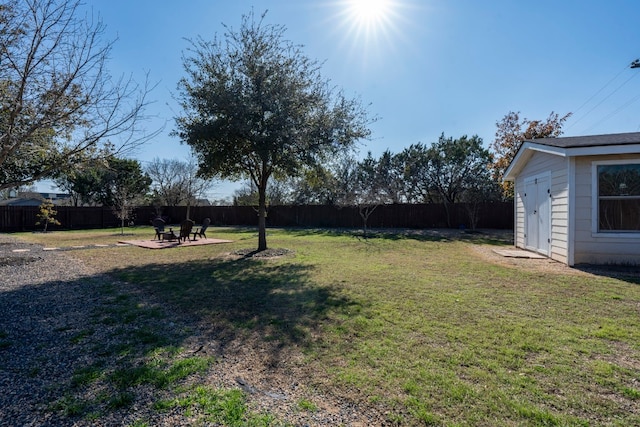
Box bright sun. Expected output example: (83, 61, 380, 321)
(347, 0, 393, 26)
(332, 0, 408, 61)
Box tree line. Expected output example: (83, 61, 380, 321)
(51, 106, 569, 236)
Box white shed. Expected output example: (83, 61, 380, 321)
(503, 132, 640, 266)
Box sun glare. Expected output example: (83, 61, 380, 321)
(348, 0, 393, 26)
(337, 0, 402, 47)
(327, 0, 412, 65)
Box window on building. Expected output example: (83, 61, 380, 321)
(597, 163, 640, 231)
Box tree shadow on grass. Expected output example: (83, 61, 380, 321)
(0, 252, 357, 425)
(284, 226, 514, 245)
(0, 271, 183, 425)
(109, 256, 354, 349)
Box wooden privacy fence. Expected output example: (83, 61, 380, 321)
(0, 202, 513, 232)
(0, 206, 121, 232)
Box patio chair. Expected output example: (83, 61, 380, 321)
(178, 219, 194, 243)
(191, 217, 211, 240)
(152, 218, 165, 240)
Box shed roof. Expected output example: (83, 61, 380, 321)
(527, 132, 640, 149)
(503, 131, 640, 181)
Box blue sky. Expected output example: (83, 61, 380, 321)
(46, 0, 640, 199)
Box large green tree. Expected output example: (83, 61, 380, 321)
(54, 160, 105, 206)
(425, 134, 494, 227)
(93, 158, 150, 206)
(175, 11, 372, 250)
(0, 0, 153, 191)
(396, 143, 433, 203)
(373, 150, 405, 204)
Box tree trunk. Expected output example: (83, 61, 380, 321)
(359, 205, 378, 239)
(442, 200, 452, 228)
(464, 202, 479, 231)
(257, 184, 268, 251)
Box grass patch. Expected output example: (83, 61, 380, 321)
(297, 398, 318, 412)
(106, 391, 136, 410)
(110, 355, 214, 389)
(49, 394, 89, 417)
(156, 386, 280, 426)
(14, 227, 640, 425)
(622, 387, 640, 400)
(71, 364, 104, 387)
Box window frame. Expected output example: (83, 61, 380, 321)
(591, 159, 640, 237)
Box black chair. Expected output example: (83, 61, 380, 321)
(191, 218, 211, 240)
(152, 218, 165, 240)
(178, 219, 194, 243)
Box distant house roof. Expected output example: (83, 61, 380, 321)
(0, 191, 71, 206)
(0, 197, 44, 206)
(37, 192, 70, 201)
(503, 131, 640, 181)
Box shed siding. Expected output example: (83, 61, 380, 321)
(514, 180, 525, 248)
(514, 151, 569, 263)
(573, 154, 640, 265)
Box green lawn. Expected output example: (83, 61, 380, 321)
(14, 227, 640, 426)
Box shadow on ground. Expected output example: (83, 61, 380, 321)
(0, 252, 357, 425)
(284, 226, 514, 245)
(110, 256, 355, 347)
(574, 264, 640, 285)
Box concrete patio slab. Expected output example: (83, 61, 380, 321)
(492, 249, 547, 259)
(119, 238, 233, 249)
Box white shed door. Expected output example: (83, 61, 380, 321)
(524, 175, 550, 256)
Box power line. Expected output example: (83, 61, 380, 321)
(567, 60, 640, 131)
(571, 64, 629, 116)
(583, 91, 640, 134)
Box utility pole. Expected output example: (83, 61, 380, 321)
(630, 59, 640, 68)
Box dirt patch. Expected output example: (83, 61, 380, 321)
(470, 244, 588, 276)
(472, 244, 640, 279)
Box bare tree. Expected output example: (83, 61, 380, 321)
(146, 157, 215, 219)
(0, 0, 156, 191)
(146, 158, 188, 207)
(180, 157, 214, 220)
(336, 153, 387, 238)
